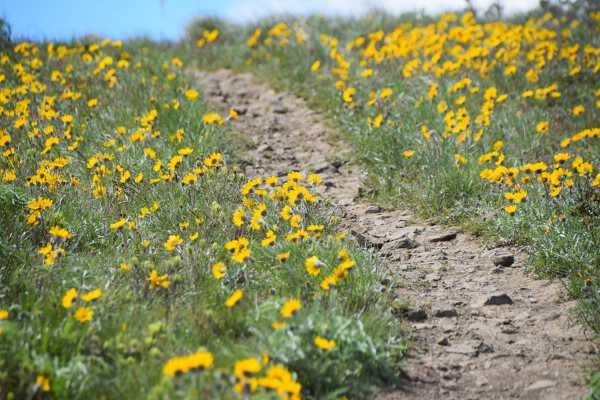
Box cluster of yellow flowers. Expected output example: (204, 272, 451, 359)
(274, 11, 600, 215)
(162, 351, 302, 399)
(61, 287, 102, 323)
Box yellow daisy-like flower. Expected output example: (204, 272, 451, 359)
(342, 87, 356, 103)
(36, 375, 50, 392)
(272, 321, 289, 330)
(305, 256, 323, 276)
(276, 252, 290, 262)
(81, 288, 102, 302)
(281, 298, 301, 318)
(504, 205, 517, 215)
(212, 262, 226, 279)
(74, 307, 93, 323)
(0, 309, 9, 320)
(184, 89, 199, 101)
(225, 289, 243, 308)
(314, 336, 336, 351)
(110, 218, 127, 230)
(62, 288, 78, 309)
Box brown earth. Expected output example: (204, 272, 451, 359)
(195, 68, 594, 400)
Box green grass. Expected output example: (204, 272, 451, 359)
(0, 35, 405, 399)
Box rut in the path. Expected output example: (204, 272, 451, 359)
(196, 69, 593, 400)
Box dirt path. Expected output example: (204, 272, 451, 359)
(196, 69, 593, 399)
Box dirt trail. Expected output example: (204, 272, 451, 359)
(196, 69, 593, 399)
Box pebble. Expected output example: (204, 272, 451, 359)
(483, 293, 513, 306)
(493, 254, 515, 267)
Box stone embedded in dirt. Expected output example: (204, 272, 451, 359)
(351, 229, 385, 249)
(365, 205, 383, 214)
(272, 103, 288, 114)
(256, 144, 273, 153)
(525, 380, 556, 392)
(405, 309, 428, 322)
(437, 336, 450, 346)
(313, 162, 333, 174)
(432, 305, 458, 318)
(381, 237, 419, 253)
(483, 293, 514, 306)
(429, 231, 459, 243)
(493, 254, 515, 267)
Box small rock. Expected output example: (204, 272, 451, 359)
(432, 305, 458, 318)
(256, 144, 273, 153)
(381, 237, 419, 252)
(429, 231, 458, 243)
(438, 336, 450, 346)
(406, 309, 428, 322)
(313, 162, 332, 174)
(483, 293, 513, 306)
(365, 205, 383, 214)
(272, 104, 288, 114)
(525, 380, 556, 392)
(493, 254, 515, 267)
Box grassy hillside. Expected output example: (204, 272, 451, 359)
(0, 37, 403, 399)
(181, 6, 600, 394)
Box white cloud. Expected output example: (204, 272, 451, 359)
(222, 0, 539, 23)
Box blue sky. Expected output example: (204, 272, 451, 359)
(1, 0, 538, 41)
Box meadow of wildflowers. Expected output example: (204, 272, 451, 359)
(1, 2, 599, 398)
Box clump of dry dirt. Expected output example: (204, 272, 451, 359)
(196, 69, 593, 400)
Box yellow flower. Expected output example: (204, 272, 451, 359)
(49, 226, 72, 240)
(311, 60, 320, 72)
(261, 230, 277, 247)
(276, 252, 290, 262)
(281, 298, 301, 318)
(212, 262, 226, 279)
(536, 121, 549, 134)
(504, 205, 517, 215)
(74, 307, 93, 323)
(342, 87, 356, 103)
(202, 112, 223, 126)
(314, 336, 336, 351)
(587, 172, 600, 187)
(380, 87, 393, 98)
(436, 100, 448, 113)
(225, 289, 243, 308)
(181, 173, 197, 185)
(184, 89, 199, 101)
(305, 256, 323, 276)
(233, 358, 261, 378)
(36, 375, 50, 392)
(62, 288, 78, 309)
(110, 218, 127, 230)
(272, 321, 288, 330)
(572, 105, 585, 116)
(120, 262, 131, 271)
(87, 98, 98, 108)
(0, 309, 9, 320)
(232, 207, 245, 227)
(27, 197, 53, 210)
(164, 234, 183, 252)
(163, 351, 214, 377)
(148, 270, 170, 289)
(229, 108, 238, 120)
(81, 288, 102, 302)
(403, 150, 414, 158)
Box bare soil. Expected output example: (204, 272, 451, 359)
(196, 68, 594, 400)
